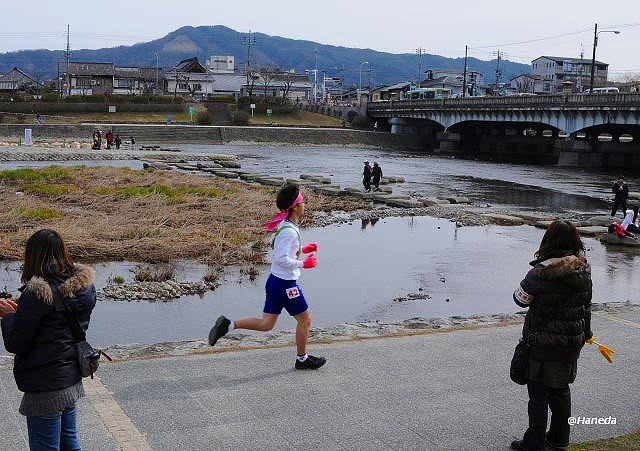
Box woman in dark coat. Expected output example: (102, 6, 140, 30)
(511, 221, 593, 451)
(0, 229, 96, 451)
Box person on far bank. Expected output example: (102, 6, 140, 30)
(208, 184, 326, 370)
(114, 135, 122, 150)
(511, 220, 592, 451)
(372, 162, 383, 191)
(611, 175, 628, 218)
(362, 161, 372, 192)
(0, 229, 97, 451)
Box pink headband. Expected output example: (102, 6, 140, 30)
(263, 192, 304, 231)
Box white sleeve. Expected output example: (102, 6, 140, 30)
(273, 230, 304, 269)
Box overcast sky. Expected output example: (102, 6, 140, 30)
(1, 0, 638, 76)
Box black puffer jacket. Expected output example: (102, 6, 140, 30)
(513, 254, 593, 362)
(1, 265, 96, 393)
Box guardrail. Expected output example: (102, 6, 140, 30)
(367, 93, 640, 111)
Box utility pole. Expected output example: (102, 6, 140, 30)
(314, 48, 319, 102)
(462, 45, 468, 98)
(495, 50, 501, 86)
(416, 47, 423, 85)
(589, 23, 598, 94)
(65, 24, 71, 96)
(57, 62, 62, 98)
(155, 52, 159, 94)
(243, 31, 256, 100)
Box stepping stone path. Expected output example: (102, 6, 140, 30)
(481, 214, 525, 226)
(600, 232, 640, 247)
(576, 226, 609, 237)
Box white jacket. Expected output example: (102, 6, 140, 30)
(270, 220, 303, 280)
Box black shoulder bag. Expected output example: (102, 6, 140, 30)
(510, 338, 530, 385)
(52, 285, 112, 379)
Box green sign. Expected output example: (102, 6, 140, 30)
(266, 109, 273, 116)
(188, 106, 196, 116)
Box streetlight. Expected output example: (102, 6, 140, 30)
(589, 23, 620, 93)
(358, 61, 370, 103)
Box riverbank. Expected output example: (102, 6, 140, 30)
(0, 124, 426, 150)
(49, 301, 636, 363)
(0, 165, 367, 264)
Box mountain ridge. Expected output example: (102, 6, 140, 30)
(0, 25, 531, 87)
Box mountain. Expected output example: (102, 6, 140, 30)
(0, 25, 530, 87)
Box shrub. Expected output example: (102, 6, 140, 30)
(113, 276, 125, 284)
(132, 96, 150, 104)
(351, 115, 372, 130)
(232, 110, 250, 126)
(41, 93, 60, 102)
(195, 111, 212, 125)
(13, 206, 62, 220)
(134, 263, 175, 282)
(0, 166, 71, 182)
(15, 114, 26, 124)
(64, 95, 84, 103)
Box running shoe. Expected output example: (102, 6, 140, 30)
(295, 355, 327, 370)
(208, 315, 230, 346)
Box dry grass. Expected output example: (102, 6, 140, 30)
(0, 166, 367, 265)
(569, 430, 640, 451)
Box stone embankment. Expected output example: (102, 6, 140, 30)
(93, 301, 638, 362)
(0, 124, 426, 150)
(101, 280, 219, 302)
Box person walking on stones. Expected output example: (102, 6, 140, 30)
(114, 135, 122, 150)
(372, 162, 383, 191)
(0, 229, 97, 451)
(511, 220, 592, 451)
(208, 184, 326, 370)
(363, 161, 372, 192)
(106, 130, 114, 150)
(611, 175, 628, 218)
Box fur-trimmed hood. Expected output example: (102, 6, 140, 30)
(22, 264, 96, 305)
(533, 254, 590, 281)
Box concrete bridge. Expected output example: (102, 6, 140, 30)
(367, 93, 640, 168)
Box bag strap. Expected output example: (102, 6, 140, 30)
(51, 284, 86, 343)
(271, 224, 302, 255)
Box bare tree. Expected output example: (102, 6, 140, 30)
(258, 65, 277, 98)
(281, 71, 295, 99)
(245, 70, 259, 102)
(173, 73, 190, 100)
(515, 77, 533, 93)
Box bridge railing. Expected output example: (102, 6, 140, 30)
(367, 93, 640, 111)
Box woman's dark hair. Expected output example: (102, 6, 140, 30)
(535, 220, 585, 261)
(633, 205, 639, 223)
(22, 229, 75, 284)
(276, 184, 300, 211)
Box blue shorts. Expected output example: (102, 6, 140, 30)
(263, 274, 309, 317)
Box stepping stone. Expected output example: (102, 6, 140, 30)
(300, 174, 331, 184)
(317, 187, 344, 196)
(285, 178, 315, 186)
(216, 160, 241, 169)
(384, 194, 411, 200)
(385, 198, 422, 208)
(438, 196, 471, 204)
(577, 226, 609, 237)
(419, 197, 450, 207)
(627, 191, 640, 200)
(197, 162, 224, 169)
(482, 214, 525, 226)
(375, 186, 393, 194)
(351, 191, 375, 200)
(600, 232, 640, 247)
(344, 187, 364, 194)
(214, 171, 239, 179)
(585, 216, 615, 227)
(372, 193, 393, 202)
(513, 212, 557, 222)
(387, 176, 406, 183)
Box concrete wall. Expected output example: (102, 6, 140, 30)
(0, 102, 184, 114)
(0, 124, 426, 150)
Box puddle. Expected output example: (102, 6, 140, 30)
(1, 217, 638, 350)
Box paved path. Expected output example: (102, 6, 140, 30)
(0, 310, 638, 450)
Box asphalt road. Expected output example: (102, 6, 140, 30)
(0, 309, 638, 450)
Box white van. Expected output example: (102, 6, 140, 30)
(583, 87, 620, 94)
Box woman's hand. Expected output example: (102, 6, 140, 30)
(0, 299, 17, 318)
(301, 243, 319, 254)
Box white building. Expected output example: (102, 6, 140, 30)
(532, 56, 608, 93)
(166, 57, 245, 98)
(509, 74, 544, 94)
(206, 55, 235, 73)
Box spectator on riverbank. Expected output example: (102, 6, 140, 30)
(106, 130, 114, 150)
(372, 162, 383, 190)
(114, 135, 122, 150)
(611, 175, 628, 218)
(511, 221, 592, 451)
(208, 184, 326, 370)
(363, 161, 372, 192)
(0, 229, 97, 450)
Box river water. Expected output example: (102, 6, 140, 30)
(1, 145, 639, 348)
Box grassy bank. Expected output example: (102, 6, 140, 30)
(0, 166, 367, 264)
(569, 430, 640, 450)
(248, 110, 345, 127)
